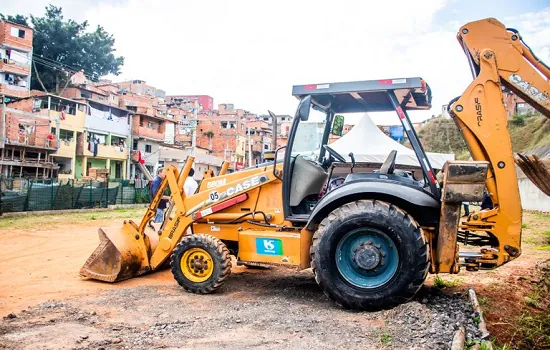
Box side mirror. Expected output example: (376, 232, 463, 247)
(297, 95, 311, 121)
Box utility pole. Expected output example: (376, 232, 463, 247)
(1, 95, 6, 148)
(247, 126, 252, 167)
(268, 110, 277, 151)
(192, 97, 198, 156)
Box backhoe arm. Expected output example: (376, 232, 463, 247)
(447, 18, 550, 266)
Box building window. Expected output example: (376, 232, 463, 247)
(264, 144, 269, 150)
(4, 73, 14, 84)
(132, 139, 138, 150)
(50, 128, 74, 141)
(145, 144, 152, 153)
(10, 27, 25, 39)
(148, 121, 156, 129)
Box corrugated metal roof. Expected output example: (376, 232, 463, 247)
(158, 146, 224, 166)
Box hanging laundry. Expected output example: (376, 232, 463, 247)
(97, 134, 106, 144)
(89, 105, 110, 119)
(93, 137, 99, 157)
(138, 151, 145, 165)
(61, 108, 66, 120)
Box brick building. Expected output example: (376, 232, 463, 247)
(61, 75, 180, 179)
(0, 20, 33, 100)
(166, 95, 214, 112)
(0, 20, 33, 98)
(0, 95, 59, 178)
(0, 21, 59, 179)
(117, 88, 176, 178)
(502, 88, 536, 118)
(176, 103, 272, 169)
(61, 73, 133, 180)
(116, 79, 166, 99)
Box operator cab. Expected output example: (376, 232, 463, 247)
(280, 77, 439, 222)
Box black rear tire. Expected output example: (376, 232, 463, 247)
(310, 200, 429, 310)
(170, 234, 232, 294)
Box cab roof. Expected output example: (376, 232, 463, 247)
(292, 77, 431, 113)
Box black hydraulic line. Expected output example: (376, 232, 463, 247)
(507, 28, 550, 72)
(206, 211, 270, 225)
(246, 220, 278, 228)
(447, 96, 461, 115)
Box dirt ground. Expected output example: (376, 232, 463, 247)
(0, 209, 548, 349)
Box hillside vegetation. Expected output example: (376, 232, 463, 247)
(417, 113, 550, 160)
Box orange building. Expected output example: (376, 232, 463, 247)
(0, 20, 33, 99)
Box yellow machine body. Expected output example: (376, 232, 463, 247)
(81, 18, 550, 290)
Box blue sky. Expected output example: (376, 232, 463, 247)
(5, 1, 550, 125)
(435, 0, 548, 27)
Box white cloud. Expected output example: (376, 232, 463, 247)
(82, 0, 450, 123)
(6, 1, 550, 125)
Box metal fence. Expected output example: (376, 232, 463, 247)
(0, 177, 153, 213)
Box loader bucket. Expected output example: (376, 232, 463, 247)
(515, 154, 550, 196)
(80, 222, 154, 282)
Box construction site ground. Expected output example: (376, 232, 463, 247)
(0, 208, 549, 349)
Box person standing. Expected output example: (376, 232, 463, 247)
(463, 202, 470, 217)
(151, 167, 170, 223)
(182, 168, 199, 236)
(184, 168, 198, 196)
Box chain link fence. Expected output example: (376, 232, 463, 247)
(0, 176, 153, 213)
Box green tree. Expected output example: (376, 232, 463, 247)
(0, 14, 29, 26)
(417, 117, 471, 160)
(3, 5, 124, 93)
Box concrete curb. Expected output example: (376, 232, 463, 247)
(451, 326, 465, 350)
(0, 204, 148, 218)
(468, 287, 493, 350)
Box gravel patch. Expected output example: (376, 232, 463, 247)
(0, 268, 481, 349)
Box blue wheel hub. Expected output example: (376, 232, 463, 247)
(335, 228, 399, 288)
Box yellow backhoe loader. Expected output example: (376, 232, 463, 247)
(81, 18, 550, 310)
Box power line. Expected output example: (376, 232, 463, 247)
(1, 50, 95, 81)
(32, 57, 96, 81)
(33, 57, 80, 75)
(32, 54, 88, 75)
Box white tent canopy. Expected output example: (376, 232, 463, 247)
(330, 114, 454, 169)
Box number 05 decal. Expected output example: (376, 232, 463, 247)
(209, 191, 219, 201)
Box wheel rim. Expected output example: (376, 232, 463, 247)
(335, 228, 399, 289)
(180, 248, 214, 283)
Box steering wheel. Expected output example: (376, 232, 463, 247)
(323, 145, 347, 163)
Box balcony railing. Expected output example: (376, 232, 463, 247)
(134, 127, 164, 141)
(0, 59, 30, 75)
(77, 140, 129, 160)
(6, 134, 57, 150)
(53, 139, 76, 158)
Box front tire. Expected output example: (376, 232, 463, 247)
(310, 200, 429, 310)
(170, 234, 232, 294)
